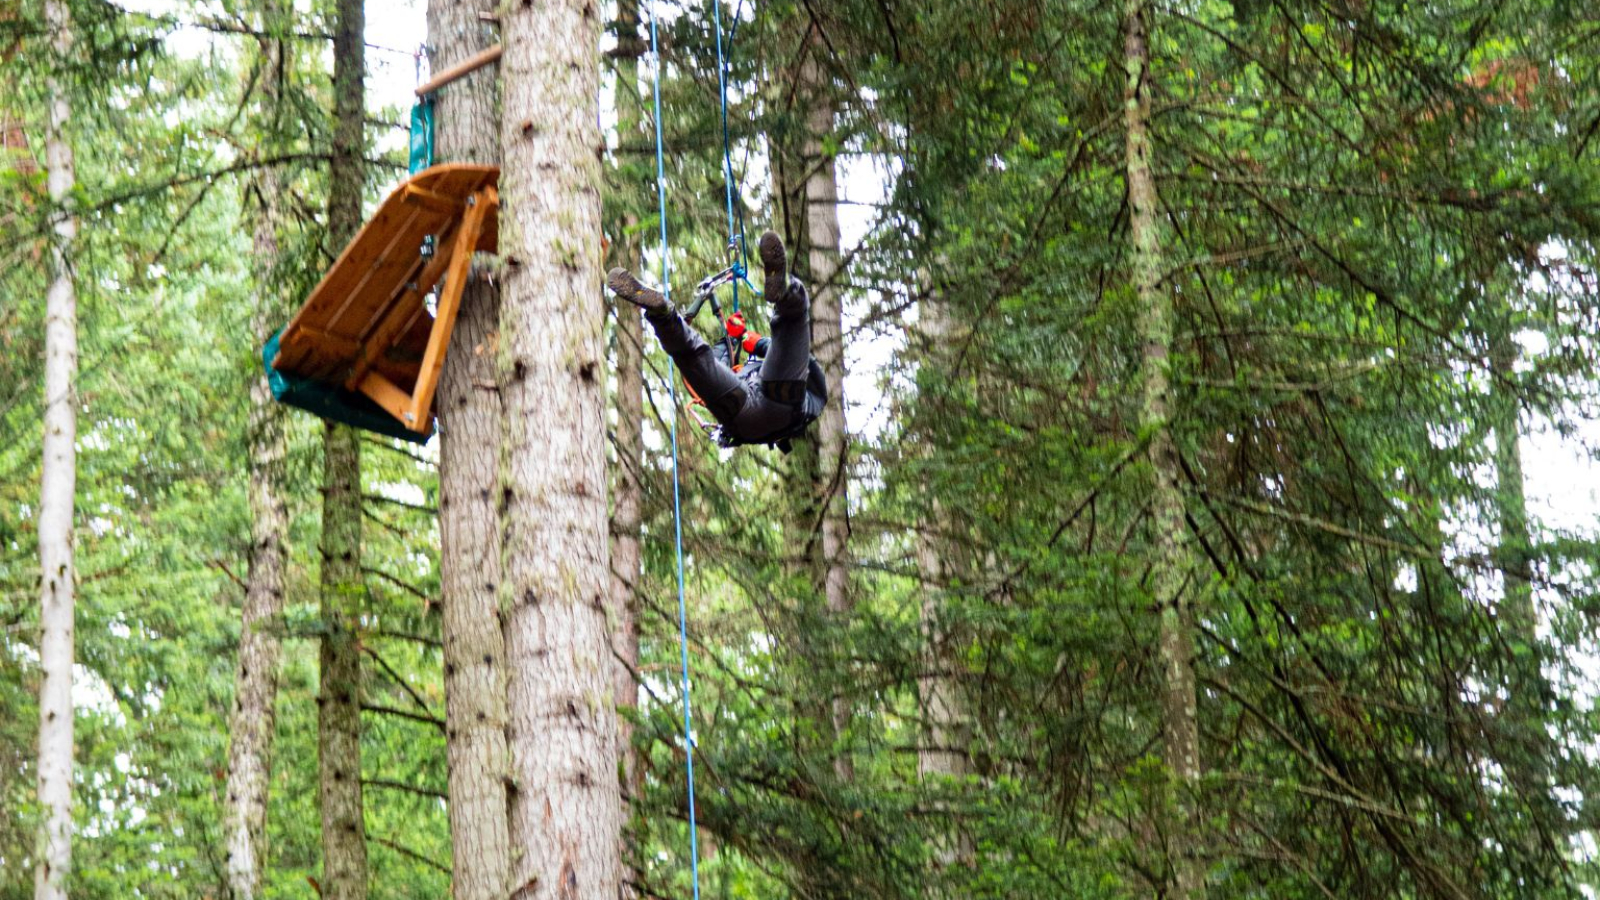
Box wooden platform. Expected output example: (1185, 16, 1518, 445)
(270, 163, 500, 435)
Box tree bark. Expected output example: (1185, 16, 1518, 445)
(912, 294, 973, 874)
(222, 7, 290, 897)
(318, 1, 368, 896)
(34, 2, 77, 897)
(607, 0, 645, 825)
(1123, 3, 1204, 897)
(499, 1, 624, 897)
(783, 22, 854, 784)
(428, 1, 512, 897)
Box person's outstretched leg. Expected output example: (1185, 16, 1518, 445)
(607, 268, 748, 421)
(756, 231, 811, 404)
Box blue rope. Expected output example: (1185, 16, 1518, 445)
(647, 3, 702, 898)
(711, 0, 747, 311)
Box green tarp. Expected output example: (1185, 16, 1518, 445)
(262, 329, 432, 444)
(409, 99, 434, 175)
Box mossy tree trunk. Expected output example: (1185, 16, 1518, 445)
(607, 0, 647, 862)
(317, 0, 369, 895)
(1123, 2, 1204, 896)
(222, 5, 291, 896)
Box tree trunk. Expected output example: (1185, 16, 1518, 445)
(428, 1, 513, 897)
(318, 1, 368, 896)
(1489, 315, 1556, 825)
(784, 23, 854, 784)
(499, 2, 623, 897)
(34, 2, 77, 897)
(222, 8, 290, 897)
(1122, 3, 1204, 897)
(1490, 325, 1535, 640)
(607, 0, 645, 827)
(912, 294, 973, 874)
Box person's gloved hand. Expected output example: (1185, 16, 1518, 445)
(725, 312, 764, 354)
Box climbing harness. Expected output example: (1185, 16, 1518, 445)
(677, 0, 763, 444)
(679, 274, 765, 444)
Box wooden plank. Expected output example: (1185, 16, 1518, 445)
(341, 221, 460, 391)
(407, 185, 496, 426)
(355, 370, 419, 428)
(321, 205, 427, 335)
(415, 44, 502, 98)
(298, 327, 362, 357)
(401, 183, 464, 217)
(290, 203, 421, 329)
(274, 164, 501, 413)
(279, 165, 494, 348)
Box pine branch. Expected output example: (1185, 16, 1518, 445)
(370, 835, 450, 874)
(360, 703, 445, 733)
(362, 778, 447, 801)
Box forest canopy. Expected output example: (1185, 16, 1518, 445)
(1, 0, 1599, 898)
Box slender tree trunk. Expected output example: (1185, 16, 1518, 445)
(1123, 3, 1204, 897)
(1489, 316, 1556, 821)
(607, 0, 646, 825)
(786, 24, 854, 783)
(1490, 326, 1535, 640)
(34, 2, 77, 897)
(222, 9, 290, 897)
(912, 294, 973, 874)
(499, 1, 623, 897)
(318, 2, 368, 896)
(428, 2, 513, 897)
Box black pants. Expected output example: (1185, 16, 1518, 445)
(645, 278, 812, 442)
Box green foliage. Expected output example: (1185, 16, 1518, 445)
(1, 0, 1598, 897)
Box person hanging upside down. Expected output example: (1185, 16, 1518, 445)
(607, 230, 826, 453)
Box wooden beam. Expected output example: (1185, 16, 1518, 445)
(415, 45, 503, 98)
(401, 184, 463, 217)
(283, 325, 363, 362)
(355, 371, 418, 429)
(407, 186, 496, 427)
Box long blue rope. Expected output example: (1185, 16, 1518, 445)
(647, 2, 702, 898)
(711, 0, 748, 311)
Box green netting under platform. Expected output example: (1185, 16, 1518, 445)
(262, 328, 432, 445)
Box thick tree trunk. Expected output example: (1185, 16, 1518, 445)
(1122, 3, 1204, 897)
(499, 2, 624, 898)
(317, 1, 368, 896)
(428, 1, 513, 897)
(222, 10, 290, 897)
(607, 0, 645, 823)
(34, 2, 77, 897)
